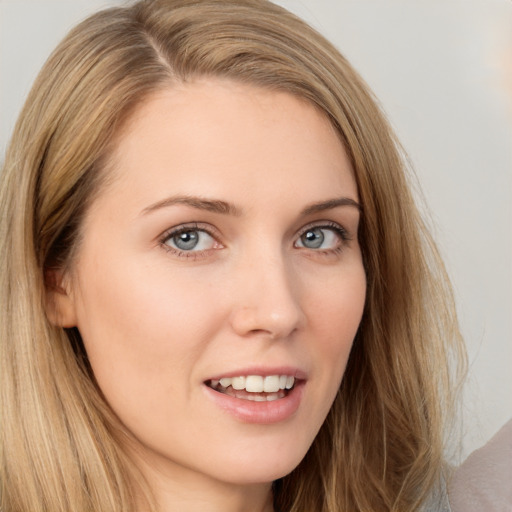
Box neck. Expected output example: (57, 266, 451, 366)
(130, 447, 275, 512)
(151, 476, 274, 512)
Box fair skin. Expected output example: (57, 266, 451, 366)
(51, 80, 366, 512)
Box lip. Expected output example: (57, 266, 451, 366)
(203, 380, 305, 424)
(203, 366, 307, 424)
(206, 366, 308, 381)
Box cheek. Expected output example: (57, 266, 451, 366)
(305, 264, 366, 404)
(73, 258, 225, 390)
(310, 267, 366, 351)
(283, 265, 366, 450)
(72, 261, 230, 444)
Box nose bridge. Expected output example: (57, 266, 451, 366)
(229, 240, 304, 339)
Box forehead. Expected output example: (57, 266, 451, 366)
(100, 79, 357, 212)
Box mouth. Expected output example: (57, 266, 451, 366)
(205, 374, 296, 402)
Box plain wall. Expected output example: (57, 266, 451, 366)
(1, 0, 511, 459)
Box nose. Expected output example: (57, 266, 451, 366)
(228, 250, 305, 340)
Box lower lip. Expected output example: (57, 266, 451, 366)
(203, 382, 305, 424)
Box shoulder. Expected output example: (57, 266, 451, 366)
(448, 419, 512, 512)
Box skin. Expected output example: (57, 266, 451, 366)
(51, 80, 366, 512)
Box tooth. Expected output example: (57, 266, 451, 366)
(253, 395, 267, 401)
(232, 376, 246, 390)
(279, 375, 287, 389)
(245, 375, 264, 392)
(285, 376, 295, 389)
(211, 379, 220, 388)
(266, 393, 279, 401)
(219, 377, 232, 388)
(263, 375, 280, 393)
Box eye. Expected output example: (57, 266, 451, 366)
(295, 224, 348, 251)
(162, 226, 218, 253)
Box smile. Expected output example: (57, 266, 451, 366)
(207, 375, 296, 402)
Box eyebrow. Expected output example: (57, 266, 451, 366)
(141, 195, 242, 216)
(301, 197, 362, 215)
(140, 194, 361, 217)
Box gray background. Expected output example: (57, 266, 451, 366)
(1, 0, 511, 459)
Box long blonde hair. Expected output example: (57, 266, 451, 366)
(0, 1, 465, 510)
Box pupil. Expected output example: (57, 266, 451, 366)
(303, 229, 324, 249)
(174, 230, 199, 250)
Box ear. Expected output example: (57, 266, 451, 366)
(44, 268, 78, 328)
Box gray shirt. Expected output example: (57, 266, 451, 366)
(449, 419, 512, 512)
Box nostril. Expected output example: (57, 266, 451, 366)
(229, 304, 303, 341)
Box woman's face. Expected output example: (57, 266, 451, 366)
(56, 80, 366, 490)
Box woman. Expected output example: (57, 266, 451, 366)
(0, 0, 465, 510)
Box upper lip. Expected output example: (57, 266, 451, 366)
(205, 366, 308, 382)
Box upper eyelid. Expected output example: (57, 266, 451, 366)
(159, 222, 220, 241)
(157, 219, 352, 248)
(296, 220, 351, 239)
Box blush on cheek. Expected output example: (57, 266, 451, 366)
(316, 286, 365, 341)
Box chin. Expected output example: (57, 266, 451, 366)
(207, 440, 310, 485)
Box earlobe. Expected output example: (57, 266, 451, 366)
(44, 269, 78, 328)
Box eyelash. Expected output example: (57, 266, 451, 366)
(295, 221, 351, 255)
(159, 221, 351, 260)
(159, 222, 219, 260)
